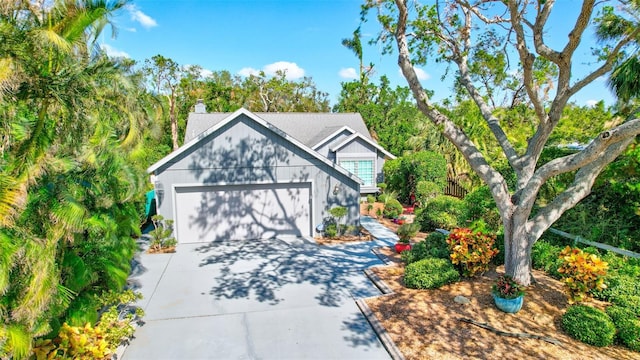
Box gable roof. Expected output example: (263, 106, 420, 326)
(147, 108, 363, 185)
(310, 125, 356, 150)
(330, 133, 397, 159)
(184, 112, 373, 148)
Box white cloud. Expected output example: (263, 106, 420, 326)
(238, 62, 306, 80)
(238, 67, 260, 77)
(199, 68, 213, 78)
(263, 61, 305, 79)
(586, 99, 599, 107)
(339, 67, 358, 79)
(399, 67, 430, 81)
(126, 5, 157, 29)
(100, 44, 129, 58)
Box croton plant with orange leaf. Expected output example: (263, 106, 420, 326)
(447, 228, 499, 277)
(558, 246, 608, 304)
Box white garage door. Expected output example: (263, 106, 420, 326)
(174, 183, 311, 243)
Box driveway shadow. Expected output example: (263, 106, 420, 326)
(195, 237, 383, 308)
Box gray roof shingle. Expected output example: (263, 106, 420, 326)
(184, 111, 373, 147)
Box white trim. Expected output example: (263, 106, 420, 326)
(147, 108, 363, 185)
(330, 133, 396, 159)
(171, 180, 314, 242)
(310, 126, 356, 150)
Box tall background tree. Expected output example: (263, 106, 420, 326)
(365, 0, 640, 285)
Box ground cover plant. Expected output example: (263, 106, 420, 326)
(562, 305, 616, 347)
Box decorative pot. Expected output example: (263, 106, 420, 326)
(492, 293, 524, 313)
(394, 243, 412, 253)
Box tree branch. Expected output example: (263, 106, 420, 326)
(507, 1, 546, 123)
(531, 0, 560, 61)
(394, 0, 512, 213)
(520, 118, 640, 238)
(528, 136, 635, 240)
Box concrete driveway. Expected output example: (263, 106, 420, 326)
(121, 224, 395, 359)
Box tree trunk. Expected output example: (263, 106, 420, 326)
(503, 211, 534, 286)
(169, 93, 179, 150)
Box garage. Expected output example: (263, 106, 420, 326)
(174, 183, 311, 243)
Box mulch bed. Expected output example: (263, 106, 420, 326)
(365, 246, 639, 360)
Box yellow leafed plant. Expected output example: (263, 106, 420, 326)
(558, 246, 608, 304)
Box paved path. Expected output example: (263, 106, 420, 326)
(121, 217, 396, 359)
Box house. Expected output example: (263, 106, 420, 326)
(147, 103, 395, 244)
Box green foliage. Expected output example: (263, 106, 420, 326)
(404, 258, 460, 289)
(324, 224, 338, 239)
(606, 306, 640, 351)
(383, 151, 447, 204)
(558, 247, 609, 304)
(0, 2, 150, 357)
(415, 181, 441, 207)
(366, 195, 376, 204)
(531, 241, 564, 279)
(401, 232, 450, 264)
(328, 206, 348, 235)
(447, 228, 499, 277)
(562, 305, 616, 347)
(148, 215, 177, 252)
(417, 195, 465, 231)
(32, 290, 143, 360)
(334, 76, 423, 156)
(396, 223, 420, 243)
(546, 143, 640, 253)
(383, 198, 403, 219)
(461, 186, 502, 233)
(597, 272, 640, 316)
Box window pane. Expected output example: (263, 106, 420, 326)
(340, 160, 356, 174)
(358, 160, 374, 186)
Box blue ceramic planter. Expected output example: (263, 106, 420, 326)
(492, 293, 524, 313)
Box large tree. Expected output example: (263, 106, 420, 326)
(366, 0, 640, 285)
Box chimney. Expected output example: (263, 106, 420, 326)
(194, 99, 206, 113)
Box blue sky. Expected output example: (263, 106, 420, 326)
(101, 0, 616, 107)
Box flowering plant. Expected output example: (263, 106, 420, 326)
(492, 275, 525, 299)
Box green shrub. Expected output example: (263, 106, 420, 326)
(417, 195, 465, 231)
(401, 232, 450, 264)
(383, 152, 447, 204)
(562, 305, 616, 347)
(397, 223, 420, 243)
(493, 233, 505, 265)
(415, 180, 442, 206)
(531, 241, 564, 279)
(462, 186, 502, 233)
(404, 258, 460, 289)
(329, 206, 348, 234)
(149, 215, 177, 252)
(366, 195, 376, 204)
(384, 198, 403, 219)
(596, 272, 640, 315)
(607, 306, 640, 351)
(324, 223, 337, 238)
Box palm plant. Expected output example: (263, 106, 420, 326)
(0, 1, 152, 358)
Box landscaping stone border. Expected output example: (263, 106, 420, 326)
(355, 298, 405, 360)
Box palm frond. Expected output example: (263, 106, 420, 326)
(11, 239, 58, 325)
(1, 324, 32, 360)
